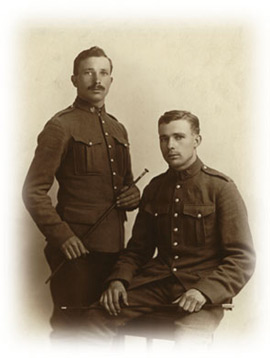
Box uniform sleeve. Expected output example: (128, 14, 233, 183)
(22, 119, 75, 247)
(105, 186, 156, 286)
(193, 181, 256, 303)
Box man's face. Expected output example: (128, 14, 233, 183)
(159, 119, 201, 171)
(71, 56, 113, 107)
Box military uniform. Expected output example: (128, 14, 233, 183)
(22, 96, 134, 333)
(83, 157, 255, 343)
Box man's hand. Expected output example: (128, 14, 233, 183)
(61, 235, 89, 260)
(116, 185, 140, 210)
(173, 289, 207, 313)
(99, 280, 129, 316)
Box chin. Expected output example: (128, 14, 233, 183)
(168, 160, 182, 170)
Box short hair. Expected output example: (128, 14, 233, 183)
(73, 46, 113, 75)
(158, 110, 200, 135)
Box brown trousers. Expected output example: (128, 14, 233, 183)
(44, 244, 119, 337)
(81, 276, 224, 346)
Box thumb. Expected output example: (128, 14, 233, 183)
(172, 296, 181, 304)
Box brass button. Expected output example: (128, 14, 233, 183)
(154, 213, 158, 217)
(174, 212, 178, 218)
(174, 255, 179, 260)
(112, 172, 116, 176)
(173, 241, 178, 246)
(176, 184, 181, 189)
(175, 198, 180, 203)
(105, 132, 109, 136)
(90, 107, 95, 113)
(197, 213, 202, 219)
(114, 186, 118, 190)
(108, 144, 112, 149)
(89, 141, 93, 146)
(172, 268, 177, 272)
(110, 158, 114, 162)
(173, 228, 179, 232)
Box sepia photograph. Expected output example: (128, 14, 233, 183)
(1, 1, 269, 357)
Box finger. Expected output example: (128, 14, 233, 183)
(71, 242, 82, 257)
(121, 290, 129, 307)
(67, 245, 78, 259)
(63, 249, 73, 260)
(77, 240, 90, 256)
(99, 293, 104, 305)
(194, 301, 203, 312)
(187, 300, 197, 313)
(113, 290, 121, 313)
(178, 296, 186, 308)
(116, 196, 139, 208)
(107, 290, 118, 316)
(172, 297, 181, 304)
(117, 186, 129, 196)
(182, 299, 192, 312)
(102, 294, 111, 315)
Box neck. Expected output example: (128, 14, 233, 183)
(77, 95, 105, 108)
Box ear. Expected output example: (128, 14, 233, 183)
(71, 75, 77, 88)
(110, 76, 113, 85)
(194, 134, 202, 148)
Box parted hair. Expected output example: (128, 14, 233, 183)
(73, 46, 113, 75)
(158, 110, 200, 135)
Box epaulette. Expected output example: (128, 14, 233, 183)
(107, 113, 119, 122)
(52, 105, 76, 119)
(201, 164, 231, 182)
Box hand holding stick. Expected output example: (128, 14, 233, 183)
(45, 169, 149, 284)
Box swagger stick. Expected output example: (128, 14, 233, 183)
(60, 303, 234, 311)
(45, 169, 149, 284)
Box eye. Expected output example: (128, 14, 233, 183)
(174, 134, 184, 141)
(159, 136, 168, 143)
(84, 70, 94, 76)
(100, 70, 109, 76)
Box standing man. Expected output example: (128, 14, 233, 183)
(83, 110, 255, 347)
(22, 46, 140, 338)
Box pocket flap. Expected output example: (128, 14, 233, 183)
(72, 134, 102, 146)
(183, 204, 215, 218)
(112, 133, 129, 147)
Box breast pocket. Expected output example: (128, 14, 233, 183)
(72, 135, 102, 175)
(183, 204, 215, 246)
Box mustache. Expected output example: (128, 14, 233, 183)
(88, 84, 105, 91)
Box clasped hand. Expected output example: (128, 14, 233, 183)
(173, 288, 207, 313)
(116, 185, 140, 210)
(61, 235, 89, 260)
(99, 280, 128, 316)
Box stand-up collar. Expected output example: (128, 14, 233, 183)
(168, 157, 203, 181)
(73, 96, 106, 115)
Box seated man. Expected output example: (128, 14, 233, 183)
(81, 110, 256, 348)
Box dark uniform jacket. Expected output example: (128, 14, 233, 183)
(23, 97, 133, 252)
(107, 157, 256, 304)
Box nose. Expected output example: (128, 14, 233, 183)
(94, 73, 101, 85)
(167, 137, 175, 150)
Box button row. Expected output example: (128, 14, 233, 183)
(98, 115, 118, 191)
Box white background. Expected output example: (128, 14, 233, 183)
(1, 1, 270, 357)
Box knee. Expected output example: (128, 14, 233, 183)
(174, 307, 224, 336)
